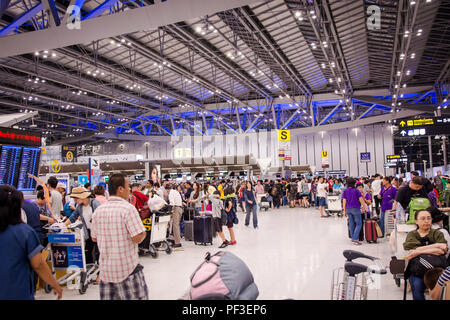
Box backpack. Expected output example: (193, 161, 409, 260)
(181, 251, 259, 300)
(290, 183, 297, 195)
(133, 191, 150, 220)
(406, 197, 431, 225)
(271, 186, 278, 197)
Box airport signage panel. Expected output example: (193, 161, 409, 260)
(0, 126, 41, 147)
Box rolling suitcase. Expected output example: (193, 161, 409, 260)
(364, 213, 378, 243)
(184, 207, 196, 221)
(194, 215, 213, 245)
(184, 221, 194, 241)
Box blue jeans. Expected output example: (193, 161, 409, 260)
(409, 275, 426, 300)
(314, 193, 318, 206)
(245, 204, 258, 228)
(380, 210, 386, 237)
(347, 208, 363, 241)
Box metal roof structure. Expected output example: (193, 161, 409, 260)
(0, 0, 449, 146)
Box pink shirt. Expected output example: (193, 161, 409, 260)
(91, 196, 146, 283)
(95, 195, 108, 205)
(255, 184, 265, 194)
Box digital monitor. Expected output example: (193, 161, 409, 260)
(17, 147, 41, 191)
(0, 145, 23, 186)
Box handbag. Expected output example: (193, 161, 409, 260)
(407, 254, 448, 278)
(138, 204, 151, 220)
(221, 209, 228, 226)
(375, 223, 383, 238)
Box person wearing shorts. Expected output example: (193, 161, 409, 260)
(209, 191, 230, 248)
(317, 177, 329, 217)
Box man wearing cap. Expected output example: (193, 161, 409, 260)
(64, 186, 101, 264)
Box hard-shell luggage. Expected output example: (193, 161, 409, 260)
(364, 213, 378, 243)
(184, 207, 196, 221)
(194, 215, 213, 245)
(185, 220, 194, 241)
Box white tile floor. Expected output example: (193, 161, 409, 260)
(36, 206, 406, 300)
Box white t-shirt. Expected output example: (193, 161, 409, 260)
(317, 183, 328, 198)
(297, 182, 302, 193)
(49, 189, 63, 219)
(82, 205, 93, 230)
(372, 179, 382, 196)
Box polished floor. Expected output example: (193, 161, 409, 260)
(36, 205, 406, 300)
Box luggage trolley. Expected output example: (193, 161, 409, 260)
(44, 221, 99, 295)
(326, 194, 343, 217)
(331, 250, 387, 300)
(140, 210, 172, 258)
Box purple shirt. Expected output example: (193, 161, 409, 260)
(380, 186, 397, 211)
(342, 188, 363, 209)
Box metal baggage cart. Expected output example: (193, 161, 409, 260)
(44, 221, 99, 295)
(326, 195, 343, 217)
(140, 211, 172, 258)
(384, 210, 395, 236)
(331, 250, 387, 300)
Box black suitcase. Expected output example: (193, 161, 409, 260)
(193, 215, 213, 245)
(184, 207, 196, 221)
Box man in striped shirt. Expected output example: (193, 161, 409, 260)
(91, 173, 148, 300)
(430, 266, 450, 300)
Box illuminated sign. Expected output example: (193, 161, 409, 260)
(386, 155, 408, 163)
(62, 145, 77, 162)
(0, 127, 41, 147)
(399, 118, 434, 127)
(278, 130, 290, 141)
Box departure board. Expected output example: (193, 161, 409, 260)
(0, 145, 22, 186)
(17, 147, 41, 191)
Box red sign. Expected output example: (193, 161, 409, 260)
(0, 127, 41, 147)
(285, 156, 292, 160)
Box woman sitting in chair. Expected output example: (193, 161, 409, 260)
(403, 209, 448, 300)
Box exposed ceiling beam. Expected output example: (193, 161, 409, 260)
(0, 0, 261, 58)
(290, 109, 424, 135)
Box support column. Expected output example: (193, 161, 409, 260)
(428, 135, 433, 177)
(443, 135, 448, 173)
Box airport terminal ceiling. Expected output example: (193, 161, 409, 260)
(0, 0, 450, 148)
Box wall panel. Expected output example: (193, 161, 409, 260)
(347, 129, 358, 176)
(330, 132, 341, 171)
(339, 129, 349, 175)
(357, 128, 367, 176)
(364, 125, 376, 175)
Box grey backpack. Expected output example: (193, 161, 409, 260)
(180, 251, 259, 300)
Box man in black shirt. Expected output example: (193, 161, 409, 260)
(393, 176, 428, 210)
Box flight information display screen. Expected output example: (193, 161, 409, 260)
(17, 147, 41, 191)
(0, 145, 41, 190)
(0, 145, 22, 186)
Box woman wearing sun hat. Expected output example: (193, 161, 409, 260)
(64, 187, 101, 265)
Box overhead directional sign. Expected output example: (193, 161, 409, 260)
(398, 116, 450, 136)
(386, 155, 408, 163)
